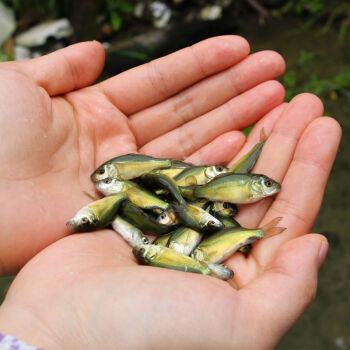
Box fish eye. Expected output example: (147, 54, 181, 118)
(160, 213, 166, 219)
(216, 166, 223, 172)
(97, 168, 105, 175)
(142, 237, 148, 244)
(104, 178, 112, 184)
(264, 179, 273, 187)
(81, 217, 89, 224)
(208, 220, 216, 226)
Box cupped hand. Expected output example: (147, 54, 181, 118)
(0, 37, 287, 274)
(0, 37, 341, 349)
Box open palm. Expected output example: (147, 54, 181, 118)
(0, 37, 341, 349)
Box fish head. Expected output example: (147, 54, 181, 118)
(201, 211, 224, 231)
(91, 163, 118, 182)
(95, 178, 125, 196)
(155, 208, 178, 226)
(250, 175, 281, 200)
(133, 244, 160, 263)
(205, 165, 228, 179)
(66, 207, 98, 233)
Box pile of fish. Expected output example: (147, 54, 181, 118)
(66, 130, 285, 280)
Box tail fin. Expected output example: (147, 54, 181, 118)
(260, 127, 267, 142)
(260, 217, 286, 238)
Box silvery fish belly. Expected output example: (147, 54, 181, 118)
(133, 244, 233, 280)
(66, 193, 127, 232)
(167, 226, 203, 255)
(174, 165, 228, 186)
(193, 173, 281, 204)
(111, 216, 148, 247)
(91, 153, 172, 182)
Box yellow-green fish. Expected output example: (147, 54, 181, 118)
(229, 128, 267, 173)
(153, 233, 172, 246)
(133, 244, 233, 280)
(167, 226, 203, 255)
(66, 193, 127, 232)
(191, 217, 285, 264)
(193, 173, 281, 204)
(111, 216, 149, 247)
(120, 201, 177, 235)
(91, 153, 172, 182)
(95, 178, 170, 212)
(174, 203, 223, 233)
(174, 165, 227, 186)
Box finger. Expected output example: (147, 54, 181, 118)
(227, 102, 289, 166)
(253, 117, 341, 266)
(185, 131, 246, 165)
(12, 41, 105, 96)
(98, 36, 250, 114)
(140, 80, 285, 159)
(234, 93, 324, 228)
(130, 50, 285, 146)
(234, 234, 328, 349)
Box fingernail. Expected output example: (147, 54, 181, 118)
(318, 240, 329, 267)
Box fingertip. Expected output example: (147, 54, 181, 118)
(290, 93, 324, 116)
(255, 50, 286, 76)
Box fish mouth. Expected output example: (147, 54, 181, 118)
(66, 219, 78, 233)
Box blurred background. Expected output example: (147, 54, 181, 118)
(0, 0, 349, 348)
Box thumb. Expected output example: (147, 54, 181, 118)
(237, 234, 328, 349)
(14, 41, 105, 96)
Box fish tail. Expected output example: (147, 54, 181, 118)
(260, 127, 267, 142)
(260, 217, 286, 238)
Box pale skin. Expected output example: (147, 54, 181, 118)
(0, 37, 341, 349)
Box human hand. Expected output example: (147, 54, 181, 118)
(0, 36, 287, 274)
(0, 90, 341, 348)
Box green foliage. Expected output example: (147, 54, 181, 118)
(105, 0, 134, 31)
(276, 0, 350, 42)
(0, 50, 12, 62)
(280, 50, 350, 102)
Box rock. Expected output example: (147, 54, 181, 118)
(199, 5, 223, 21)
(149, 2, 172, 28)
(15, 19, 73, 47)
(0, 2, 15, 47)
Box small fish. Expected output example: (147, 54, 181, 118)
(219, 216, 241, 228)
(91, 153, 172, 182)
(174, 165, 227, 186)
(140, 171, 186, 205)
(111, 216, 149, 247)
(133, 244, 233, 280)
(206, 263, 234, 280)
(153, 233, 172, 246)
(153, 159, 191, 179)
(167, 226, 203, 255)
(66, 193, 127, 233)
(174, 203, 224, 233)
(95, 178, 170, 212)
(193, 173, 281, 204)
(191, 217, 285, 264)
(156, 210, 179, 226)
(210, 201, 238, 218)
(120, 201, 177, 235)
(229, 128, 267, 173)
